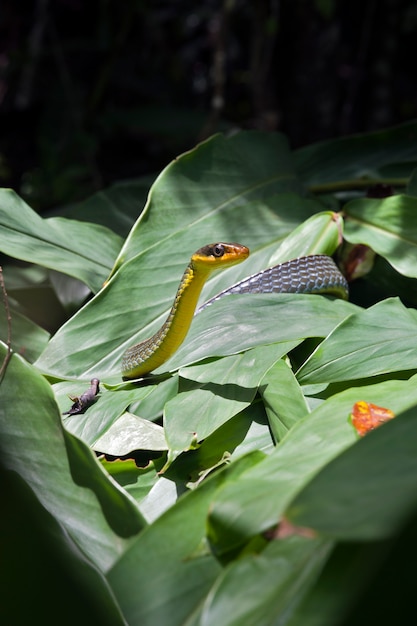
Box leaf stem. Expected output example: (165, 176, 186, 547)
(309, 177, 409, 195)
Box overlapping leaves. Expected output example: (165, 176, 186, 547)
(2, 124, 417, 626)
(0, 189, 123, 292)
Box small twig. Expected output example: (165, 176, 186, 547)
(0, 266, 12, 382)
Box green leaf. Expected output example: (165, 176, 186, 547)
(58, 176, 155, 237)
(0, 344, 145, 571)
(198, 537, 332, 626)
(49, 271, 91, 312)
(34, 204, 346, 381)
(57, 380, 155, 445)
(114, 131, 303, 270)
(128, 374, 179, 420)
(0, 189, 123, 292)
(164, 344, 285, 452)
(295, 120, 417, 188)
(56, 376, 178, 469)
(296, 298, 417, 384)
(0, 304, 49, 362)
(2, 264, 76, 333)
(260, 210, 344, 264)
(102, 459, 159, 505)
(287, 403, 417, 540)
(260, 358, 310, 442)
(107, 453, 263, 626)
(285, 541, 395, 626)
(138, 475, 187, 523)
(34, 139, 348, 381)
(1, 467, 127, 626)
(93, 412, 167, 456)
(167, 403, 274, 488)
(344, 194, 417, 277)
(165, 294, 356, 373)
(206, 374, 417, 557)
(361, 254, 417, 309)
(198, 209, 345, 306)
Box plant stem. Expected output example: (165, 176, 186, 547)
(309, 177, 409, 194)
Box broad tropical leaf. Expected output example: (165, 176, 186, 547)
(296, 298, 417, 384)
(0, 343, 144, 571)
(344, 194, 417, 278)
(287, 404, 417, 540)
(0, 189, 123, 292)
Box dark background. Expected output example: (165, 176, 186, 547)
(1, 0, 416, 211)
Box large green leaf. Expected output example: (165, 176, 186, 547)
(34, 202, 345, 381)
(0, 303, 49, 362)
(113, 131, 304, 270)
(0, 189, 123, 292)
(343, 194, 417, 277)
(296, 298, 417, 384)
(164, 294, 356, 373)
(197, 537, 332, 626)
(287, 404, 417, 540)
(256, 210, 344, 267)
(1, 467, 127, 626)
(0, 344, 145, 571)
(285, 540, 399, 626)
(294, 120, 417, 188)
(164, 344, 287, 452)
(57, 375, 179, 453)
(206, 374, 417, 557)
(107, 453, 264, 626)
(36, 288, 355, 384)
(167, 402, 275, 486)
(1, 264, 85, 333)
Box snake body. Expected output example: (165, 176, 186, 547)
(198, 254, 348, 311)
(121, 245, 348, 380)
(122, 243, 249, 379)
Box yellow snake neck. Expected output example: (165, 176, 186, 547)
(121, 261, 209, 379)
(120, 246, 348, 380)
(121, 242, 249, 379)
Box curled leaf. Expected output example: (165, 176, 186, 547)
(338, 242, 376, 281)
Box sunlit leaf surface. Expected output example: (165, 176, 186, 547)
(0, 190, 122, 292)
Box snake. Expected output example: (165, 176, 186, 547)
(121, 243, 348, 380)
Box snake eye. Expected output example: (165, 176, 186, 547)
(212, 244, 225, 258)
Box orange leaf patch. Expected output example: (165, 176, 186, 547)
(351, 400, 395, 437)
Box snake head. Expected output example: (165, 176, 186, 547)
(192, 242, 250, 269)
